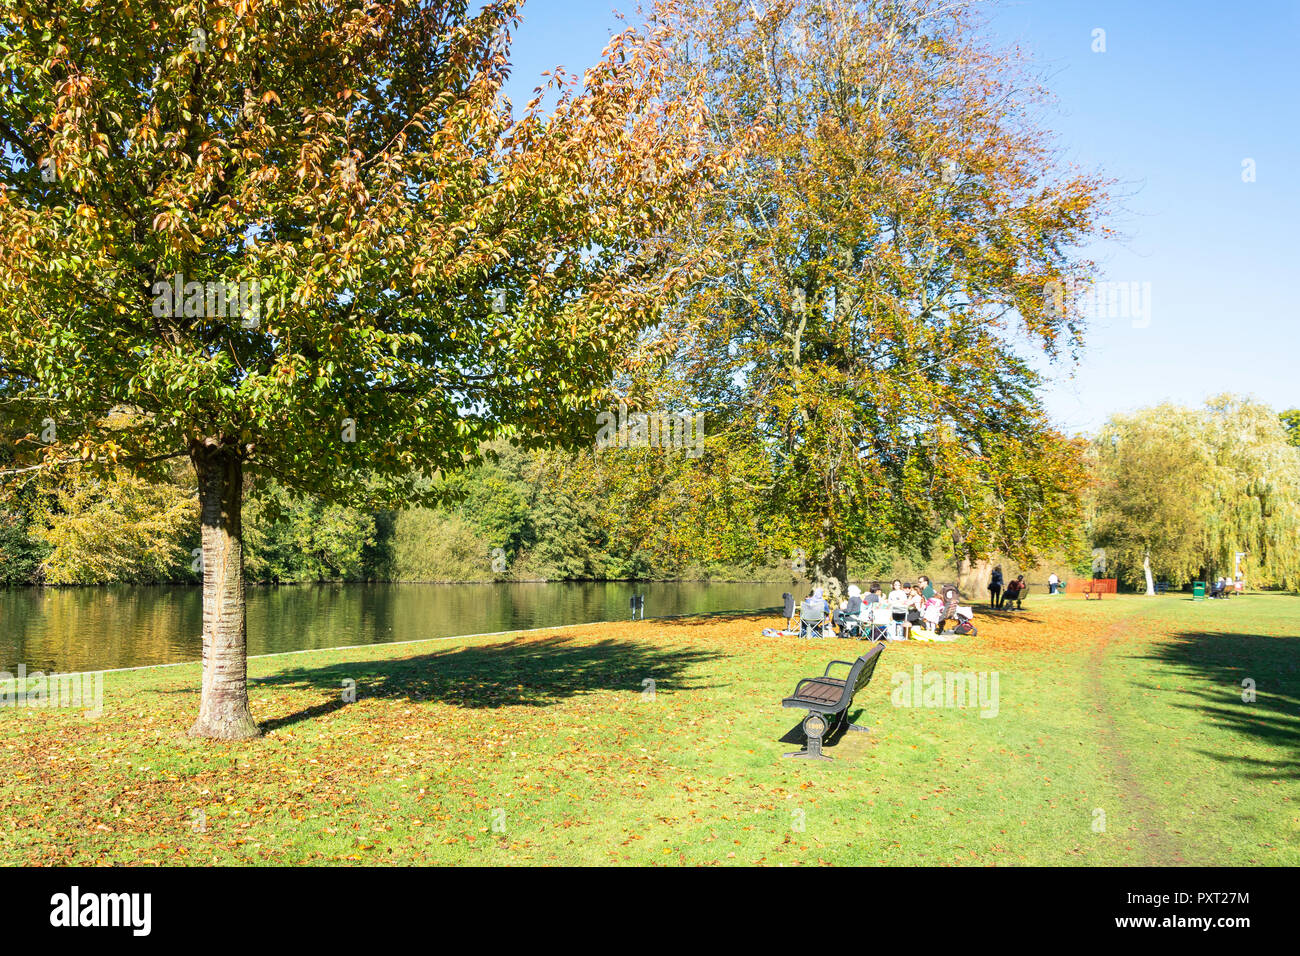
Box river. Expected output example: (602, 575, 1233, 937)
(0, 580, 783, 673)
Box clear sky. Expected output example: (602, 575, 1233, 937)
(501, 0, 1299, 435)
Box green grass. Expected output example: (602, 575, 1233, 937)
(1, 593, 1296, 865)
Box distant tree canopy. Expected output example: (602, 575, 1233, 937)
(1090, 396, 1300, 592)
(647, 0, 1108, 595)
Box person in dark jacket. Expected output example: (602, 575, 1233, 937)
(988, 566, 1004, 608)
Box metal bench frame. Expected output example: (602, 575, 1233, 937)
(780, 642, 885, 761)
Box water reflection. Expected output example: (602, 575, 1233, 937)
(0, 581, 780, 673)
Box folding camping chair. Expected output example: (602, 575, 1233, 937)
(866, 602, 892, 642)
(799, 597, 833, 639)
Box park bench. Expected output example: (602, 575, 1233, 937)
(780, 642, 885, 761)
(1082, 582, 1102, 600)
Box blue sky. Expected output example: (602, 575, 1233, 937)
(503, 0, 1299, 435)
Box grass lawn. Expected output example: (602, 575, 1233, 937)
(1, 593, 1296, 865)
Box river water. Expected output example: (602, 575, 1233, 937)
(0, 580, 782, 673)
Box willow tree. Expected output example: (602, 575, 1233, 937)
(1281, 409, 1300, 447)
(1091, 397, 1300, 592)
(650, 0, 1105, 594)
(0, 0, 713, 738)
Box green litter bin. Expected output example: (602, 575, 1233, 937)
(1192, 581, 1206, 601)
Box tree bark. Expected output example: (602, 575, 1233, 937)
(951, 525, 991, 597)
(1143, 550, 1155, 596)
(188, 441, 259, 740)
(813, 541, 848, 603)
(956, 555, 992, 599)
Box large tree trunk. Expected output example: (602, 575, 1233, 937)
(956, 555, 992, 599)
(1143, 550, 1155, 596)
(188, 441, 259, 740)
(951, 525, 991, 598)
(813, 540, 848, 603)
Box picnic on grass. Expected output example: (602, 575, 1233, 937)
(770, 568, 1053, 759)
(764, 575, 995, 643)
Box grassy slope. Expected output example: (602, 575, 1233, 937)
(1, 593, 1295, 865)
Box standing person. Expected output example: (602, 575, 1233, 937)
(1048, 571, 1060, 596)
(919, 575, 935, 601)
(989, 566, 1004, 608)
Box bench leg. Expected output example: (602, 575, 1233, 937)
(784, 736, 832, 760)
(783, 714, 834, 760)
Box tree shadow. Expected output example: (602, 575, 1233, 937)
(1136, 630, 1300, 780)
(247, 635, 725, 731)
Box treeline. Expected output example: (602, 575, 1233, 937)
(1088, 396, 1300, 592)
(4, 399, 1297, 590)
(0, 441, 793, 586)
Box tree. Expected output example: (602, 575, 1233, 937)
(0, 0, 713, 737)
(31, 465, 197, 584)
(1090, 406, 1214, 593)
(1280, 408, 1300, 447)
(649, 0, 1107, 594)
(1090, 397, 1300, 592)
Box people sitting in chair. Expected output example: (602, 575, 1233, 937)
(800, 587, 831, 637)
(865, 584, 882, 605)
(903, 583, 927, 636)
(887, 579, 907, 605)
(919, 575, 935, 601)
(1000, 575, 1027, 609)
(835, 585, 865, 636)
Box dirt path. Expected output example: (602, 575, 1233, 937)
(1086, 610, 1187, 865)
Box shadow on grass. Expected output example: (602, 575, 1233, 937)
(245, 635, 725, 732)
(777, 707, 869, 750)
(1138, 630, 1300, 780)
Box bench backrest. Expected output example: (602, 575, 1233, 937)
(833, 643, 885, 710)
(783, 592, 795, 619)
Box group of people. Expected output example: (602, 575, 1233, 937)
(986, 566, 1031, 610)
(798, 575, 974, 641)
(1209, 575, 1244, 598)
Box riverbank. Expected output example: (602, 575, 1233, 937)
(2, 594, 1295, 865)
